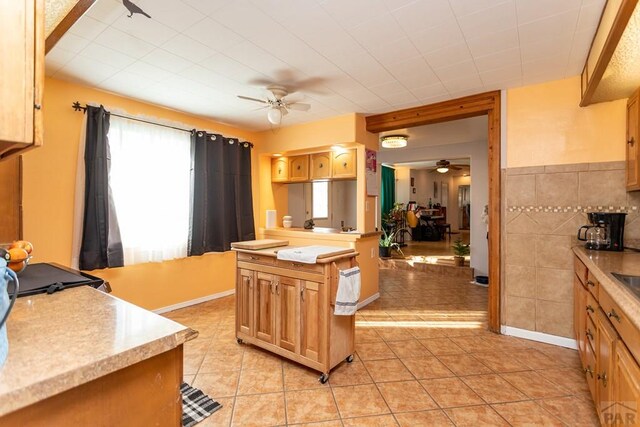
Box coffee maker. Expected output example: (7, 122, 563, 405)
(577, 212, 626, 251)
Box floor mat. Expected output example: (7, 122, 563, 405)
(182, 382, 222, 427)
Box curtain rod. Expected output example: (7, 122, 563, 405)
(71, 102, 253, 147)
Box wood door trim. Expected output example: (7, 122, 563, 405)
(365, 90, 502, 332)
(45, 0, 97, 54)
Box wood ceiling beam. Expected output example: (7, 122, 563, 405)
(45, 0, 96, 54)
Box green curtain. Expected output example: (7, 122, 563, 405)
(381, 165, 395, 217)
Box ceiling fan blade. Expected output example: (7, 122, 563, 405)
(237, 95, 267, 104)
(286, 102, 311, 111)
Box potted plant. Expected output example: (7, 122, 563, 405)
(452, 238, 470, 266)
(379, 228, 404, 258)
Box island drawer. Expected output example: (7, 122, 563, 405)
(276, 260, 324, 274)
(237, 252, 275, 265)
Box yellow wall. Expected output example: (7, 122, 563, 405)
(507, 76, 627, 168)
(23, 77, 262, 310)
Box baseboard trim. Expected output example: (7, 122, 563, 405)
(153, 289, 235, 314)
(358, 292, 380, 309)
(501, 325, 577, 349)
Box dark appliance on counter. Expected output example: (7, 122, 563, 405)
(577, 212, 626, 251)
(7, 263, 109, 297)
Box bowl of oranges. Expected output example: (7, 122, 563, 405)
(0, 241, 33, 274)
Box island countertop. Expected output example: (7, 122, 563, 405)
(0, 286, 194, 417)
(573, 246, 640, 331)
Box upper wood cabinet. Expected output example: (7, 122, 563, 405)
(627, 88, 640, 191)
(0, 0, 44, 161)
(288, 155, 309, 182)
(310, 152, 332, 180)
(332, 149, 357, 179)
(271, 157, 289, 182)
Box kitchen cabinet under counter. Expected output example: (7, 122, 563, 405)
(0, 286, 194, 426)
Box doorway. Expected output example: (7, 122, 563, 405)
(366, 91, 501, 332)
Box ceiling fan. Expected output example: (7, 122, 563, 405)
(429, 160, 464, 174)
(237, 85, 311, 126)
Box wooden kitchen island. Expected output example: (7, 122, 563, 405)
(233, 243, 358, 383)
(0, 286, 194, 426)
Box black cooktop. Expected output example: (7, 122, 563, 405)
(7, 263, 105, 297)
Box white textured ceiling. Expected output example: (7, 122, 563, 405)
(46, 0, 605, 131)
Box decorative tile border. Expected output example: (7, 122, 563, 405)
(507, 206, 639, 213)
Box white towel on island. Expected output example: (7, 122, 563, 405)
(334, 267, 361, 316)
(276, 246, 345, 264)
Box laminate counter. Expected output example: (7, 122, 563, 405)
(0, 286, 193, 423)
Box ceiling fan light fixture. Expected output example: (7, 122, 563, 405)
(436, 167, 449, 173)
(381, 135, 408, 149)
(267, 107, 282, 125)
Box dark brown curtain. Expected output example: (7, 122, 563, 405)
(188, 131, 255, 255)
(79, 105, 124, 270)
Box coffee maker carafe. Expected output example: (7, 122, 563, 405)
(577, 212, 626, 251)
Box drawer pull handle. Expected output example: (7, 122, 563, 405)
(598, 371, 608, 387)
(292, 263, 305, 267)
(608, 309, 621, 323)
(585, 329, 593, 341)
(586, 280, 596, 287)
(584, 365, 594, 378)
(250, 256, 259, 260)
(300, 285, 305, 301)
(275, 281, 280, 295)
(319, 163, 323, 168)
(586, 305, 595, 313)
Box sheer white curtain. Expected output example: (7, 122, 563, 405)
(108, 116, 191, 265)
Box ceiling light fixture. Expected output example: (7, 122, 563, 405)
(267, 108, 282, 125)
(436, 167, 449, 173)
(381, 135, 408, 149)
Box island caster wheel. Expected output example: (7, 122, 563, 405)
(236, 338, 243, 345)
(319, 373, 329, 384)
(346, 354, 354, 363)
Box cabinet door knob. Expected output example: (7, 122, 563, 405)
(586, 280, 596, 287)
(34, 104, 42, 110)
(584, 365, 594, 378)
(297, 165, 301, 170)
(628, 137, 635, 146)
(319, 163, 323, 168)
(597, 371, 608, 387)
(586, 305, 595, 313)
(343, 162, 347, 167)
(608, 308, 621, 323)
(585, 329, 593, 341)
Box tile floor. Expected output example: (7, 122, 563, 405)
(164, 268, 599, 426)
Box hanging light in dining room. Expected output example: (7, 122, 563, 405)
(381, 135, 408, 148)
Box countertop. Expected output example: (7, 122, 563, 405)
(233, 245, 358, 263)
(0, 286, 194, 417)
(573, 246, 640, 331)
(261, 227, 381, 241)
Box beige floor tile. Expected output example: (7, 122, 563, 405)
(538, 367, 590, 395)
(492, 401, 565, 426)
(285, 388, 339, 424)
(376, 380, 437, 412)
(236, 368, 283, 395)
(471, 351, 530, 373)
(356, 341, 397, 361)
(193, 370, 240, 398)
(199, 353, 243, 373)
(394, 409, 454, 426)
(284, 363, 328, 391)
(288, 421, 343, 427)
(419, 338, 465, 355)
(231, 392, 286, 426)
(241, 348, 283, 371)
(387, 339, 431, 359)
(341, 415, 398, 426)
(356, 328, 384, 343)
(332, 384, 390, 418)
(460, 373, 527, 404)
(536, 396, 600, 426)
(374, 327, 414, 342)
(510, 348, 560, 370)
(437, 354, 493, 376)
(420, 377, 484, 408)
(402, 356, 455, 379)
(329, 360, 373, 387)
(183, 353, 206, 375)
(363, 359, 413, 383)
(197, 397, 234, 427)
(444, 405, 510, 427)
(183, 374, 195, 385)
(501, 371, 571, 399)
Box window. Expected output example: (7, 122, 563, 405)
(312, 181, 329, 219)
(108, 116, 191, 265)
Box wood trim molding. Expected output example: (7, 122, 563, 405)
(366, 91, 502, 332)
(45, 0, 96, 54)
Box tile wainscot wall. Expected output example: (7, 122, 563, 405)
(503, 161, 640, 338)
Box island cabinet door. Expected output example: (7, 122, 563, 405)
(611, 343, 640, 426)
(275, 276, 300, 353)
(300, 280, 325, 363)
(255, 272, 276, 344)
(597, 310, 617, 418)
(237, 269, 255, 336)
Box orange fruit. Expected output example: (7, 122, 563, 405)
(10, 240, 33, 254)
(8, 260, 26, 273)
(8, 247, 28, 262)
